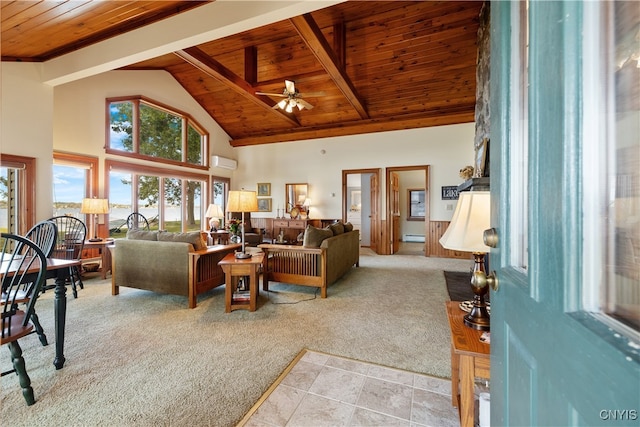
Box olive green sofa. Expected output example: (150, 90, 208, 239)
(110, 230, 240, 308)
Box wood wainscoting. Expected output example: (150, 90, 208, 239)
(427, 221, 471, 259)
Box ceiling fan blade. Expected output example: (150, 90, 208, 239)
(256, 91, 287, 97)
(297, 98, 314, 110)
(298, 91, 326, 97)
(285, 80, 296, 94)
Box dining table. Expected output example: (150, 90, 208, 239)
(2, 257, 80, 370)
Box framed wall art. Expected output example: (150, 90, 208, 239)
(257, 198, 272, 212)
(257, 183, 271, 197)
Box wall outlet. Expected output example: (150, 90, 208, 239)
(446, 204, 454, 211)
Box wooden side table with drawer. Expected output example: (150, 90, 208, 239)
(445, 300, 490, 427)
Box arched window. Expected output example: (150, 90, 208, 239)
(106, 96, 208, 169)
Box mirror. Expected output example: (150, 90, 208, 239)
(285, 183, 308, 212)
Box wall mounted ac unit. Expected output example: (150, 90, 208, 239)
(212, 155, 237, 170)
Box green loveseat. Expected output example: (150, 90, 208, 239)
(110, 230, 240, 308)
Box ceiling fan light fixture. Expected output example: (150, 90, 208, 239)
(285, 102, 293, 113)
(277, 99, 288, 109)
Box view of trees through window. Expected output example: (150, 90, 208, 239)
(108, 96, 207, 167)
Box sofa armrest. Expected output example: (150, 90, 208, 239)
(258, 244, 327, 296)
(188, 244, 241, 308)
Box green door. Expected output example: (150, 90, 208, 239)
(490, 1, 639, 425)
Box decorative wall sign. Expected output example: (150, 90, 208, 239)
(442, 186, 459, 200)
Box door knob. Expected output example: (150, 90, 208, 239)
(473, 270, 500, 292)
(483, 228, 498, 248)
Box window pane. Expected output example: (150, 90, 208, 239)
(0, 167, 18, 234)
(509, 0, 529, 272)
(139, 103, 181, 161)
(109, 170, 133, 238)
(138, 175, 160, 230)
(185, 180, 201, 232)
(187, 124, 203, 165)
(605, 1, 639, 331)
(164, 178, 182, 232)
(109, 101, 134, 152)
(52, 164, 87, 218)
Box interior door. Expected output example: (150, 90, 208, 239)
(369, 173, 378, 253)
(491, 2, 639, 425)
(390, 172, 400, 254)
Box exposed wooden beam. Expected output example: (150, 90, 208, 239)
(174, 47, 300, 127)
(230, 110, 474, 147)
(290, 13, 369, 119)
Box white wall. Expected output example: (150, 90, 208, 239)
(1, 62, 55, 220)
(236, 123, 474, 221)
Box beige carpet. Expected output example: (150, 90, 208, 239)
(1, 249, 469, 427)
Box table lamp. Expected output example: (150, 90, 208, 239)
(80, 198, 110, 242)
(205, 204, 224, 232)
(226, 190, 258, 259)
(439, 191, 491, 330)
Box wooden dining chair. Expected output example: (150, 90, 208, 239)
(47, 216, 87, 298)
(0, 233, 48, 406)
(126, 212, 150, 231)
(3, 220, 60, 347)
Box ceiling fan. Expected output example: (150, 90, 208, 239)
(256, 80, 325, 113)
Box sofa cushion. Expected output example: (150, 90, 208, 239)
(343, 222, 354, 232)
(126, 230, 158, 241)
(329, 222, 345, 235)
(303, 225, 333, 248)
(157, 231, 207, 251)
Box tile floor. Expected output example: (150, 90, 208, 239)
(240, 350, 460, 427)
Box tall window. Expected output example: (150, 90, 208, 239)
(107, 96, 208, 169)
(52, 153, 99, 222)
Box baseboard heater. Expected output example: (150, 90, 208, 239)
(403, 234, 425, 243)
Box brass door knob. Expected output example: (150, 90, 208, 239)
(483, 228, 498, 248)
(473, 270, 500, 292)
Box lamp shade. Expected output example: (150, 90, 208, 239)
(226, 190, 258, 213)
(439, 191, 490, 253)
(205, 204, 224, 219)
(80, 198, 109, 214)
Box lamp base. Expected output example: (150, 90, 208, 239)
(464, 252, 491, 331)
(88, 237, 103, 242)
(464, 298, 491, 331)
(235, 251, 252, 259)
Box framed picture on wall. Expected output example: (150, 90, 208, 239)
(257, 183, 271, 197)
(257, 198, 272, 212)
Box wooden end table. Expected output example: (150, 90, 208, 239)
(445, 301, 490, 427)
(219, 252, 264, 312)
(83, 239, 114, 279)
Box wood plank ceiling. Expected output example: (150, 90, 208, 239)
(1, 1, 483, 147)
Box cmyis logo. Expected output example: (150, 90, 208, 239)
(599, 410, 638, 421)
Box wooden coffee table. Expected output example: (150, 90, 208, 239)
(219, 252, 264, 312)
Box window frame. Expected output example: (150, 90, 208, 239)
(105, 159, 211, 233)
(0, 153, 36, 235)
(406, 189, 426, 221)
(105, 95, 209, 170)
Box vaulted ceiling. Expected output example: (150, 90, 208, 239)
(1, 1, 483, 146)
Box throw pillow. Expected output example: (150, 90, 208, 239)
(157, 231, 207, 251)
(343, 222, 354, 232)
(126, 230, 158, 241)
(329, 222, 345, 235)
(303, 225, 333, 248)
